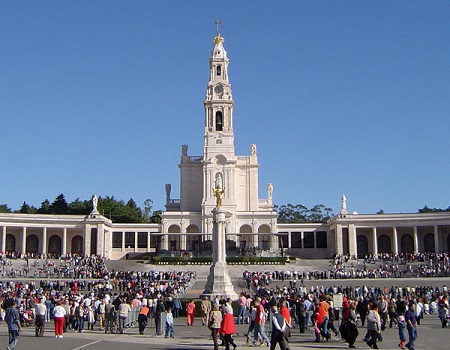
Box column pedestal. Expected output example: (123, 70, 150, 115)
(202, 208, 238, 300)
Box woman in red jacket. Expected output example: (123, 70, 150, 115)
(219, 309, 237, 350)
(186, 300, 196, 326)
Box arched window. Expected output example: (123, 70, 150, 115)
(378, 234, 391, 253)
(215, 111, 223, 131)
(26, 234, 39, 254)
(48, 235, 62, 256)
(6, 234, 15, 252)
(400, 234, 414, 253)
(216, 65, 221, 76)
(71, 235, 84, 255)
(424, 233, 435, 252)
(357, 235, 368, 257)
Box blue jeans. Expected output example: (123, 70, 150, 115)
(165, 323, 174, 337)
(253, 323, 270, 345)
(406, 326, 417, 350)
(77, 315, 85, 332)
(237, 306, 246, 324)
(8, 330, 20, 349)
(322, 316, 329, 336)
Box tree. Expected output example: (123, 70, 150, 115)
(149, 209, 162, 223)
(275, 203, 333, 223)
(36, 199, 51, 214)
(18, 201, 36, 214)
(418, 205, 450, 213)
(143, 199, 153, 222)
(0, 204, 12, 213)
(50, 193, 69, 214)
(68, 198, 91, 215)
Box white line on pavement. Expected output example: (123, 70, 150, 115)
(71, 340, 102, 350)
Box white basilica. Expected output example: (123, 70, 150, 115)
(1, 31, 449, 260)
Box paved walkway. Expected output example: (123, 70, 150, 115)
(2, 313, 447, 350)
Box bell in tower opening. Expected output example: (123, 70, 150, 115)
(215, 111, 223, 131)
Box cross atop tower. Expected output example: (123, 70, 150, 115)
(215, 20, 222, 33)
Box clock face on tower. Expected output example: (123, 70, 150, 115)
(214, 85, 223, 94)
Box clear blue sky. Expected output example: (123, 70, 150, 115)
(1, 1, 449, 215)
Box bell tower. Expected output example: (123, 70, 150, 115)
(203, 29, 235, 160)
(202, 25, 237, 219)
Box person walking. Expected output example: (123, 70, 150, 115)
(104, 299, 115, 334)
(252, 297, 270, 347)
(155, 296, 166, 335)
(397, 314, 407, 349)
(138, 303, 150, 335)
(219, 308, 237, 350)
(5, 299, 22, 350)
(209, 303, 223, 350)
(405, 302, 417, 350)
(118, 299, 131, 334)
(270, 306, 288, 350)
(186, 299, 196, 326)
(201, 296, 212, 326)
(34, 297, 47, 337)
(164, 307, 174, 338)
(366, 304, 381, 349)
(53, 299, 66, 338)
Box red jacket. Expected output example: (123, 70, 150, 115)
(219, 313, 236, 335)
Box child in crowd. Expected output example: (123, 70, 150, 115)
(165, 307, 174, 338)
(398, 314, 407, 349)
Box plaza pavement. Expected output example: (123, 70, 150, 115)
(1, 312, 448, 350)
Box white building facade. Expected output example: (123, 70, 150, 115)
(1, 31, 449, 260)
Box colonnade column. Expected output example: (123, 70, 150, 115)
(335, 225, 343, 255)
(1, 226, 6, 253)
(121, 232, 125, 250)
(434, 225, 439, 253)
(372, 227, 378, 256)
(392, 227, 398, 254)
(413, 226, 419, 254)
(147, 233, 151, 251)
(348, 223, 357, 257)
(42, 227, 47, 255)
(180, 220, 187, 251)
(21, 227, 27, 254)
(62, 228, 67, 256)
(134, 232, 138, 252)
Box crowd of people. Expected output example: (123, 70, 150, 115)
(243, 252, 450, 284)
(241, 269, 450, 349)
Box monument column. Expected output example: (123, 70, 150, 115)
(1, 226, 6, 253)
(372, 227, 378, 256)
(392, 227, 398, 254)
(203, 180, 238, 300)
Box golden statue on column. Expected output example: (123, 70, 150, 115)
(213, 174, 225, 208)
